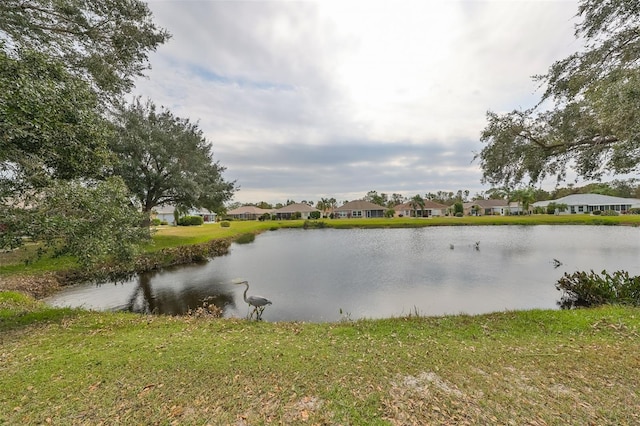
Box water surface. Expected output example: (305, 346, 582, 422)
(46, 225, 640, 322)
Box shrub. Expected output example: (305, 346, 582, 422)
(220, 221, 231, 228)
(601, 210, 619, 216)
(303, 220, 326, 229)
(556, 270, 640, 309)
(592, 210, 602, 215)
(235, 233, 255, 244)
(309, 211, 321, 219)
(151, 218, 162, 226)
(177, 215, 204, 226)
(629, 208, 640, 215)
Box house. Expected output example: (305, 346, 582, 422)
(334, 200, 386, 218)
(274, 202, 320, 220)
(463, 199, 510, 216)
(394, 199, 448, 217)
(153, 205, 217, 225)
(226, 205, 274, 220)
(532, 193, 640, 215)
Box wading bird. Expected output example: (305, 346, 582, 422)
(234, 280, 272, 320)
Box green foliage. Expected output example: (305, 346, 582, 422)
(601, 209, 619, 216)
(408, 194, 425, 217)
(151, 218, 162, 226)
(110, 98, 236, 216)
(234, 233, 256, 244)
(177, 216, 204, 226)
(0, 0, 169, 96)
(303, 220, 327, 229)
(556, 270, 640, 309)
(385, 208, 396, 218)
(477, 0, 640, 187)
(220, 221, 231, 228)
(453, 202, 464, 215)
(0, 47, 112, 195)
(309, 211, 321, 219)
(0, 0, 168, 266)
(4, 178, 152, 269)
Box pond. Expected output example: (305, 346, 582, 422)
(45, 225, 640, 322)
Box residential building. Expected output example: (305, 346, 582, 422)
(462, 199, 510, 216)
(153, 205, 217, 225)
(226, 205, 274, 220)
(334, 200, 386, 218)
(274, 202, 320, 220)
(532, 193, 640, 214)
(394, 199, 448, 217)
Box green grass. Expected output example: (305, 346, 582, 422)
(1, 292, 639, 424)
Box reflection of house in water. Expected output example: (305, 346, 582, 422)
(122, 271, 236, 316)
(153, 205, 217, 225)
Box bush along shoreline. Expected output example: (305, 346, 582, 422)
(2, 238, 232, 299)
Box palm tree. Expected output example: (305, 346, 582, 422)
(510, 188, 535, 215)
(408, 195, 426, 217)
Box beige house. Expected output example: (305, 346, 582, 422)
(226, 205, 274, 220)
(462, 199, 510, 216)
(334, 200, 386, 218)
(394, 199, 448, 217)
(274, 202, 320, 220)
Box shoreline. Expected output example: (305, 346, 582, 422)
(2, 218, 640, 300)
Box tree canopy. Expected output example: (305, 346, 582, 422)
(110, 99, 236, 218)
(477, 0, 640, 188)
(0, 0, 169, 96)
(0, 0, 168, 267)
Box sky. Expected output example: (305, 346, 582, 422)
(133, 0, 584, 205)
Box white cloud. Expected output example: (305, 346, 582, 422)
(135, 0, 581, 204)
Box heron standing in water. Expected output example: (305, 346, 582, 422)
(234, 280, 272, 320)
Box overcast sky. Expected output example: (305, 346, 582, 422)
(133, 0, 583, 205)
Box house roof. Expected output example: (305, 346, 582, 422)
(532, 193, 640, 207)
(227, 205, 273, 215)
(335, 200, 386, 211)
(154, 205, 215, 215)
(394, 199, 448, 210)
(463, 199, 508, 208)
(275, 202, 319, 213)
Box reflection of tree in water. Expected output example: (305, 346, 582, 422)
(124, 272, 236, 315)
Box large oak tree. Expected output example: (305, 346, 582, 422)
(477, 0, 640, 188)
(110, 99, 236, 222)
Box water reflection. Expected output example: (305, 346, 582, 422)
(46, 226, 640, 322)
(118, 272, 237, 315)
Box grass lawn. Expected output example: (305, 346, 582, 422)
(1, 292, 639, 424)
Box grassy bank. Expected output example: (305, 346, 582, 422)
(1, 292, 639, 424)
